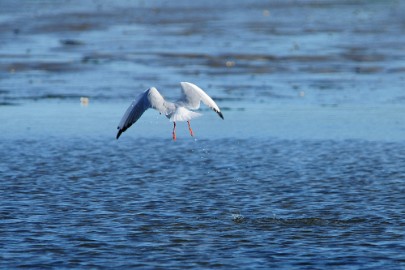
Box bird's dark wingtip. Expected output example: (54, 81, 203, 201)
(218, 111, 224, 119)
(116, 129, 122, 140)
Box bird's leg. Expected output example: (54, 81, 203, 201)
(187, 121, 194, 137)
(172, 122, 177, 141)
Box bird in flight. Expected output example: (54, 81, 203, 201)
(116, 82, 224, 140)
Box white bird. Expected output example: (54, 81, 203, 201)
(116, 82, 224, 140)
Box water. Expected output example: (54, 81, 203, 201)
(1, 0, 405, 269)
(2, 138, 405, 268)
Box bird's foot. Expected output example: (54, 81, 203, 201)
(187, 121, 194, 137)
(172, 122, 177, 141)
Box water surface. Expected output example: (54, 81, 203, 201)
(1, 0, 405, 269)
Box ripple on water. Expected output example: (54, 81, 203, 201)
(1, 137, 405, 268)
(1, 0, 405, 267)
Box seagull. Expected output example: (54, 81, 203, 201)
(116, 82, 224, 140)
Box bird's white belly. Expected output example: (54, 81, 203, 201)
(169, 107, 201, 122)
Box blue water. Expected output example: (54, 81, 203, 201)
(1, 0, 405, 269)
(1, 138, 405, 268)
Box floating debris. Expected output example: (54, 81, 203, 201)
(225, 61, 235, 67)
(232, 213, 245, 223)
(80, 97, 89, 106)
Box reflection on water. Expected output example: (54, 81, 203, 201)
(1, 138, 405, 268)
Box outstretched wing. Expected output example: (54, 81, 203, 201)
(116, 87, 168, 139)
(179, 82, 224, 119)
